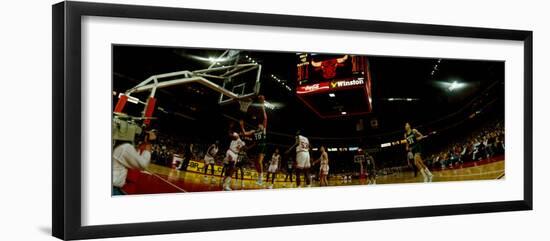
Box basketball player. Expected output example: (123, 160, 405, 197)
(283, 156, 294, 186)
(266, 148, 281, 188)
(180, 143, 194, 171)
(220, 155, 229, 178)
(221, 121, 241, 178)
(240, 95, 268, 185)
(286, 131, 311, 187)
(112, 129, 157, 195)
(203, 141, 219, 179)
(315, 146, 329, 186)
(354, 148, 366, 180)
(407, 151, 418, 177)
(234, 146, 248, 188)
(365, 152, 377, 184)
(222, 132, 246, 191)
(404, 122, 433, 182)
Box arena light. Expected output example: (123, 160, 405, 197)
(341, 111, 347, 115)
(329, 93, 336, 98)
(447, 80, 466, 91)
(188, 55, 232, 63)
(348, 147, 359, 151)
(207, 56, 230, 63)
(386, 97, 418, 102)
(380, 142, 392, 148)
(263, 100, 276, 110)
(430, 59, 443, 77)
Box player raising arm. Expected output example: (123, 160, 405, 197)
(222, 133, 246, 191)
(240, 95, 268, 185)
(404, 122, 433, 182)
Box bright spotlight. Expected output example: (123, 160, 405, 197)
(329, 93, 336, 98)
(208, 57, 224, 63)
(341, 111, 347, 115)
(448, 81, 464, 91)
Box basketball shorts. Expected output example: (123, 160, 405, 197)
(255, 143, 267, 156)
(225, 150, 238, 163)
(296, 151, 311, 169)
(204, 155, 215, 165)
(268, 164, 278, 173)
(366, 167, 376, 177)
(411, 144, 422, 155)
(320, 165, 329, 175)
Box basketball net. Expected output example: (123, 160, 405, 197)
(238, 98, 253, 113)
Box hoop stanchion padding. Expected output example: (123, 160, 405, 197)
(114, 95, 128, 113)
(143, 97, 156, 127)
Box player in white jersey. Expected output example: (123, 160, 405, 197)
(222, 133, 246, 191)
(203, 141, 219, 178)
(312, 146, 329, 186)
(286, 131, 311, 187)
(266, 148, 281, 188)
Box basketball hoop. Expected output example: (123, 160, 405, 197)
(238, 98, 253, 113)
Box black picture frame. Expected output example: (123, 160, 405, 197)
(52, 1, 533, 240)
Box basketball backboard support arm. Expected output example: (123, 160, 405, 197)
(124, 63, 262, 104)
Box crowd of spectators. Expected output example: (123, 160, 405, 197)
(143, 133, 212, 169)
(424, 121, 505, 169)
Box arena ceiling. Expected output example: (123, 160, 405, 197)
(113, 45, 504, 145)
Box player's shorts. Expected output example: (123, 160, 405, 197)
(366, 167, 376, 177)
(407, 152, 414, 160)
(225, 150, 238, 163)
(204, 155, 215, 165)
(296, 151, 311, 169)
(411, 144, 422, 155)
(235, 158, 246, 168)
(320, 165, 329, 175)
(268, 164, 278, 173)
(255, 143, 267, 156)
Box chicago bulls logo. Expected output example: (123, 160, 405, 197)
(311, 55, 348, 80)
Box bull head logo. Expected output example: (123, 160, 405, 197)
(310, 55, 348, 80)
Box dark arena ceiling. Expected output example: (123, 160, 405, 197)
(113, 45, 504, 147)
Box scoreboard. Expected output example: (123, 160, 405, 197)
(295, 53, 373, 118)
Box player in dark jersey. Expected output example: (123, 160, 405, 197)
(404, 122, 433, 182)
(407, 151, 418, 177)
(364, 152, 377, 184)
(283, 156, 294, 187)
(234, 145, 248, 189)
(241, 95, 268, 185)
